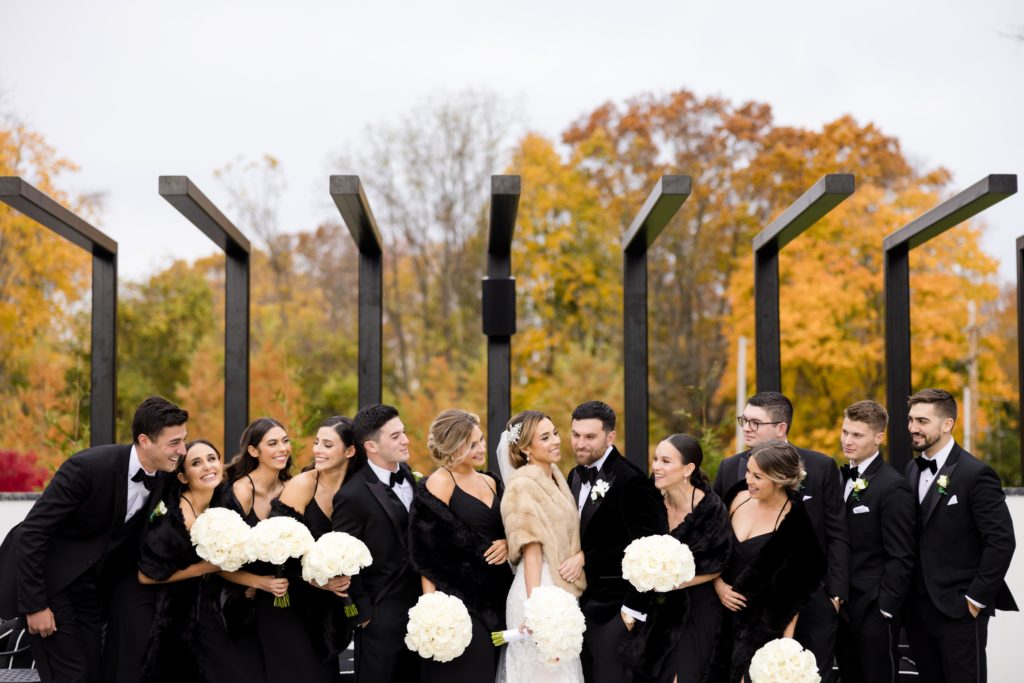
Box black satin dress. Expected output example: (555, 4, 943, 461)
(421, 476, 507, 683)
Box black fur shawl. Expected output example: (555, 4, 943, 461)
(620, 483, 733, 678)
(704, 485, 827, 683)
(408, 480, 513, 633)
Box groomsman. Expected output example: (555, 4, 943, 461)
(903, 389, 1016, 683)
(833, 400, 915, 683)
(712, 391, 849, 677)
(0, 396, 188, 683)
(332, 403, 420, 683)
(567, 401, 666, 683)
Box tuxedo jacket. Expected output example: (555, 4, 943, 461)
(713, 445, 850, 601)
(904, 442, 1017, 618)
(331, 463, 419, 623)
(0, 444, 168, 618)
(842, 455, 916, 627)
(567, 447, 666, 621)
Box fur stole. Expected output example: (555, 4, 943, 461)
(501, 464, 586, 596)
(408, 481, 513, 632)
(620, 484, 733, 678)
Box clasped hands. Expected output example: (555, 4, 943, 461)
(557, 551, 585, 584)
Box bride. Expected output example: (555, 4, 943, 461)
(497, 410, 587, 683)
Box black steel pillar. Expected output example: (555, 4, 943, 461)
(0, 177, 118, 445)
(159, 176, 251, 452)
(330, 176, 384, 408)
(483, 176, 520, 475)
(622, 175, 692, 472)
(753, 174, 855, 392)
(883, 174, 1017, 471)
(1017, 235, 1024, 481)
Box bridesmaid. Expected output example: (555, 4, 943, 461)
(409, 409, 513, 681)
(137, 439, 266, 683)
(270, 416, 362, 681)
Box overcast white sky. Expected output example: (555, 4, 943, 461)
(2, 0, 1022, 281)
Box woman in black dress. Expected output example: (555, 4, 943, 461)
(269, 415, 363, 682)
(408, 409, 513, 682)
(137, 439, 266, 683)
(707, 440, 826, 683)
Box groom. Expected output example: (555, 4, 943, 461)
(568, 401, 665, 683)
(0, 396, 188, 683)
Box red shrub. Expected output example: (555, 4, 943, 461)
(0, 450, 50, 492)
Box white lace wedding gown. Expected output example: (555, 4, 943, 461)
(497, 560, 584, 683)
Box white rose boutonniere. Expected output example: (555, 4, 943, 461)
(591, 479, 611, 501)
(936, 475, 950, 496)
(413, 470, 424, 483)
(851, 478, 868, 502)
(149, 501, 168, 522)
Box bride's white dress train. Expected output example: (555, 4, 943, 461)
(497, 561, 584, 683)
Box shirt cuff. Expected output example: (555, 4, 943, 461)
(966, 596, 985, 609)
(621, 606, 647, 623)
(880, 609, 893, 619)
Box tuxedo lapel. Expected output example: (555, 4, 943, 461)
(569, 469, 582, 506)
(736, 451, 750, 489)
(921, 448, 960, 528)
(846, 457, 883, 508)
(112, 450, 130, 528)
(363, 467, 409, 548)
(580, 452, 619, 539)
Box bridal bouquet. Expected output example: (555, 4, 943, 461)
(301, 531, 373, 617)
(404, 592, 473, 662)
(189, 507, 253, 572)
(523, 586, 586, 667)
(248, 517, 316, 607)
(621, 534, 696, 592)
(749, 638, 820, 683)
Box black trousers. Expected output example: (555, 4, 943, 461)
(582, 612, 633, 683)
(907, 596, 989, 683)
(26, 575, 102, 683)
(794, 588, 838, 678)
(101, 573, 158, 683)
(352, 597, 420, 683)
(835, 605, 899, 683)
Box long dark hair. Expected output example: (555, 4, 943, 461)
(663, 433, 709, 487)
(304, 415, 363, 481)
(226, 417, 293, 484)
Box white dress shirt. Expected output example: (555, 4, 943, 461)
(126, 445, 155, 521)
(367, 459, 413, 511)
(916, 438, 954, 504)
(843, 451, 879, 502)
(577, 446, 613, 511)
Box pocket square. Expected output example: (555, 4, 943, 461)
(947, 495, 958, 506)
(802, 495, 812, 501)
(852, 505, 870, 514)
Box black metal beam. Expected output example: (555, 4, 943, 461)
(330, 176, 383, 407)
(623, 175, 692, 472)
(753, 174, 855, 392)
(884, 174, 1017, 471)
(0, 176, 118, 445)
(1017, 235, 1024, 482)
(159, 176, 251, 453)
(483, 176, 520, 476)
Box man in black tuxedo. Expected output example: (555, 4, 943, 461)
(832, 400, 915, 683)
(903, 388, 1016, 683)
(566, 401, 666, 683)
(332, 403, 420, 683)
(0, 396, 188, 683)
(712, 391, 849, 677)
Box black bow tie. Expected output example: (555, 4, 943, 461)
(841, 464, 859, 481)
(131, 469, 157, 491)
(915, 458, 938, 475)
(389, 469, 409, 488)
(578, 467, 598, 486)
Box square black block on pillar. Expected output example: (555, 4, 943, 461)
(482, 277, 516, 336)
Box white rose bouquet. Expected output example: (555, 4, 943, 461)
(404, 592, 473, 662)
(522, 585, 586, 667)
(189, 507, 253, 572)
(249, 516, 316, 607)
(621, 534, 696, 592)
(301, 531, 373, 617)
(749, 638, 820, 683)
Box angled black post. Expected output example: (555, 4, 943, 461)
(1017, 235, 1024, 481)
(884, 174, 1017, 471)
(753, 174, 855, 392)
(0, 177, 118, 445)
(483, 176, 520, 476)
(159, 176, 251, 453)
(622, 175, 692, 472)
(330, 176, 384, 408)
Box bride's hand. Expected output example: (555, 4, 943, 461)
(558, 551, 585, 583)
(484, 539, 509, 565)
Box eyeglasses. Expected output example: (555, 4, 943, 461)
(736, 416, 783, 430)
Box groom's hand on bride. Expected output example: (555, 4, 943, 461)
(484, 539, 509, 565)
(558, 551, 585, 583)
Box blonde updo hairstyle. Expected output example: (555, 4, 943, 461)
(506, 410, 551, 469)
(749, 440, 805, 494)
(427, 409, 481, 467)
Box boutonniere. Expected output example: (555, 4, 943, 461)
(149, 500, 167, 522)
(412, 470, 424, 483)
(851, 478, 868, 501)
(591, 479, 610, 501)
(936, 475, 950, 496)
